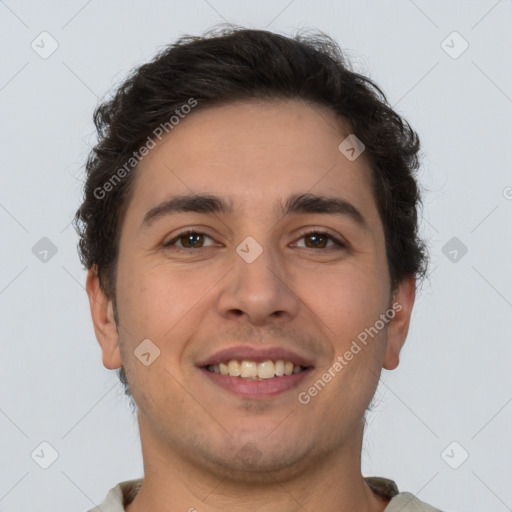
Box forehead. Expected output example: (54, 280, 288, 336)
(126, 99, 379, 225)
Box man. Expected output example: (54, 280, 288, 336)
(75, 25, 441, 511)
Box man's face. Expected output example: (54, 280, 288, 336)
(89, 99, 414, 477)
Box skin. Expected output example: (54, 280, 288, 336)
(87, 99, 415, 512)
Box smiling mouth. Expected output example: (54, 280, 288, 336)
(205, 359, 308, 380)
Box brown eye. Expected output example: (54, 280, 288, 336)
(304, 233, 329, 248)
(293, 231, 346, 250)
(164, 230, 215, 250)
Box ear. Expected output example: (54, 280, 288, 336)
(86, 266, 122, 370)
(383, 276, 416, 370)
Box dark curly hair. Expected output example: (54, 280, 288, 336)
(74, 25, 428, 394)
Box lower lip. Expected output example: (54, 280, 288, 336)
(200, 368, 312, 399)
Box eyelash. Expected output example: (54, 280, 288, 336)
(163, 229, 347, 252)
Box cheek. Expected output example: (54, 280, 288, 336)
(302, 263, 388, 340)
(115, 261, 225, 367)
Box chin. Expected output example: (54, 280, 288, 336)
(197, 437, 315, 482)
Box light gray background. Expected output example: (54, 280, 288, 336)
(1, 1, 511, 511)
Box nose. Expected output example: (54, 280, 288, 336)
(216, 240, 300, 326)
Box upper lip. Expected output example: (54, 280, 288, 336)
(197, 345, 315, 368)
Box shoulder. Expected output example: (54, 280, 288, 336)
(364, 477, 443, 511)
(385, 491, 444, 511)
(86, 479, 143, 512)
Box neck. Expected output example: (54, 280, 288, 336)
(126, 415, 389, 512)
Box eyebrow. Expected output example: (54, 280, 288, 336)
(140, 192, 368, 230)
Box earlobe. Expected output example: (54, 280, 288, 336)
(86, 267, 122, 370)
(383, 277, 416, 370)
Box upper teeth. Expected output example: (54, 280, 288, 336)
(207, 360, 303, 379)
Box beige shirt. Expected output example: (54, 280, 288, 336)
(87, 477, 443, 511)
